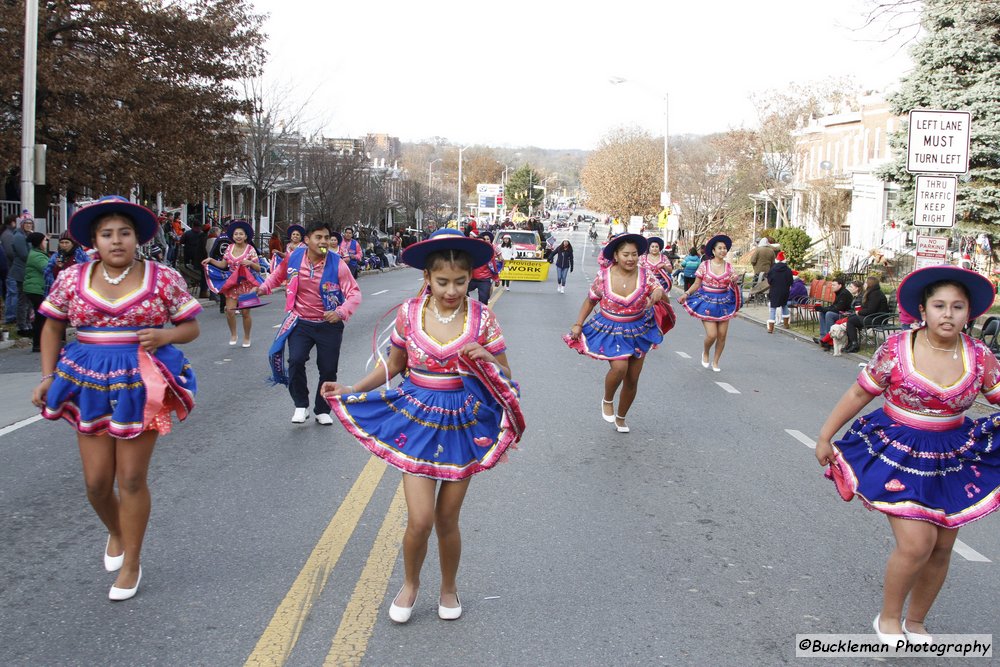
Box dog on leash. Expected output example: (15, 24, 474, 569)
(829, 322, 849, 356)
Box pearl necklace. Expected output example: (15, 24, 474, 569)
(924, 330, 960, 360)
(102, 261, 135, 285)
(430, 297, 463, 324)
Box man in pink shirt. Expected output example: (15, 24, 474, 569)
(256, 222, 362, 425)
(338, 226, 363, 279)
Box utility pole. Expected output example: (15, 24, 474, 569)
(20, 0, 38, 218)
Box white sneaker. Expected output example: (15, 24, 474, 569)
(315, 413, 334, 425)
(504, 286, 510, 291)
(291, 408, 308, 423)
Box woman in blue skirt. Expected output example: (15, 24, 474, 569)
(678, 234, 740, 372)
(322, 228, 524, 623)
(564, 233, 663, 433)
(816, 266, 1000, 646)
(31, 196, 201, 601)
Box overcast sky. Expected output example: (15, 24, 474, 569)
(250, 0, 915, 150)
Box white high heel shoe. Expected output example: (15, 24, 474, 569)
(109, 567, 141, 601)
(103, 536, 124, 572)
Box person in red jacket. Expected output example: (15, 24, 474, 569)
(466, 231, 501, 304)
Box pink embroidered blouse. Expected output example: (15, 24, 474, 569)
(224, 244, 259, 271)
(695, 260, 739, 291)
(40, 261, 202, 328)
(589, 266, 660, 318)
(858, 330, 1000, 430)
(390, 296, 505, 374)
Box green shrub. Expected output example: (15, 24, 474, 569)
(770, 228, 812, 269)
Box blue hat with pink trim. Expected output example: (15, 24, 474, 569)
(68, 196, 158, 248)
(602, 233, 648, 262)
(645, 236, 665, 251)
(703, 234, 732, 261)
(286, 224, 305, 242)
(401, 228, 494, 269)
(897, 266, 996, 321)
(227, 220, 254, 243)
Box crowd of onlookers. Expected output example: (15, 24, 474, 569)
(2, 212, 92, 351)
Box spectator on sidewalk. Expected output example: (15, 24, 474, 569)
(680, 246, 701, 292)
(843, 277, 891, 353)
(11, 217, 33, 335)
(789, 273, 807, 302)
(748, 237, 776, 286)
(765, 252, 794, 333)
(812, 277, 853, 349)
(1, 214, 16, 323)
(23, 231, 49, 352)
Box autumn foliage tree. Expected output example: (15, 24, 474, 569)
(581, 127, 661, 219)
(0, 0, 266, 204)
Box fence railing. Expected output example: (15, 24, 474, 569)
(0, 200, 61, 231)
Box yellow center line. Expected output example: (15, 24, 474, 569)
(244, 457, 387, 667)
(324, 480, 407, 666)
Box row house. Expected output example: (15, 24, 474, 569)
(790, 93, 906, 271)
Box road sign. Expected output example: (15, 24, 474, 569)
(913, 175, 957, 228)
(906, 109, 971, 174)
(915, 234, 950, 270)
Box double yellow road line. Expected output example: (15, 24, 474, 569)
(245, 458, 407, 667)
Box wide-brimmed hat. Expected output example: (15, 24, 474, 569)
(480, 231, 495, 243)
(897, 266, 996, 321)
(602, 233, 648, 262)
(236, 292, 270, 310)
(68, 196, 158, 248)
(645, 236, 665, 251)
(286, 224, 305, 242)
(226, 220, 254, 243)
(401, 228, 494, 269)
(329, 230, 342, 246)
(703, 234, 732, 260)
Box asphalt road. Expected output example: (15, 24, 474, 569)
(1, 228, 998, 666)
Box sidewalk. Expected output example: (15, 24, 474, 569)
(737, 299, 999, 413)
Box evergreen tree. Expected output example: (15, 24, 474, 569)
(879, 0, 1000, 231)
(505, 165, 544, 217)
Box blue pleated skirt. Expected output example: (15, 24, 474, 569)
(831, 408, 1000, 527)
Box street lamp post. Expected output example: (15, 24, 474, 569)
(457, 146, 469, 225)
(610, 76, 670, 209)
(427, 158, 442, 188)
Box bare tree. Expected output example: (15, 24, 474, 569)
(299, 145, 369, 225)
(580, 127, 661, 219)
(799, 177, 853, 269)
(231, 78, 310, 234)
(672, 131, 763, 246)
(750, 78, 860, 228)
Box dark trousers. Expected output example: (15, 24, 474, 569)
(27, 292, 44, 351)
(846, 314, 864, 344)
(467, 278, 492, 304)
(683, 276, 696, 291)
(287, 319, 344, 415)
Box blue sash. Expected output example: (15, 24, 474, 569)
(267, 248, 346, 385)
